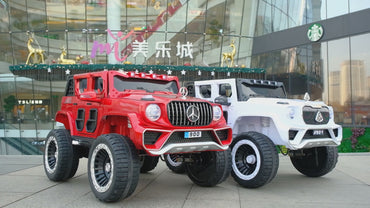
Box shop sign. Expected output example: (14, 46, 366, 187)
(307, 23, 324, 42)
(91, 29, 194, 62)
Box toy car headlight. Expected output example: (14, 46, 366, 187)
(288, 106, 296, 119)
(146, 104, 161, 121)
(213, 106, 222, 121)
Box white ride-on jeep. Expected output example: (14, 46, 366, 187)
(165, 78, 342, 188)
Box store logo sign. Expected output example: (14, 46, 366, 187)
(307, 23, 324, 42)
(90, 29, 194, 62)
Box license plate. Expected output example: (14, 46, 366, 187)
(184, 131, 202, 138)
(312, 130, 324, 136)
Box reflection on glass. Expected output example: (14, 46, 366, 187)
(350, 34, 370, 125)
(46, 0, 66, 31)
(9, 0, 27, 32)
(349, 0, 370, 12)
(327, 0, 348, 18)
(66, 0, 86, 30)
(328, 37, 350, 124)
(27, 0, 47, 31)
(307, 0, 326, 22)
(87, 1, 106, 31)
(0, 2, 9, 32)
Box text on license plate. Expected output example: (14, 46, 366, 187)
(184, 131, 202, 138)
(312, 130, 324, 136)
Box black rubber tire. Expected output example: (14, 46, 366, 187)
(185, 149, 231, 187)
(290, 146, 338, 177)
(88, 134, 140, 202)
(230, 132, 279, 188)
(140, 155, 159, 173)
(164, 154, 186, 174)
(43, 129, 77, 181)
(67, 146, 80, 179)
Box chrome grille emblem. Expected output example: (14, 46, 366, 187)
(315, 111, 324, 123)
(186, 105, 200, 122)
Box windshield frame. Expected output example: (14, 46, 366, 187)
(113, 76, 179, 94)
(236, 79, 287, 101)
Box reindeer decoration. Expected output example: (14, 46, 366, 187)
(221, 40, 236, 67)
(26, 34, 45, 65)
(58, 47, 77, 64)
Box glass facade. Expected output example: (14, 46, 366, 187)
(0, 0, 369, 154)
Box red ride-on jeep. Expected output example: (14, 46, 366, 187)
(43, 70, 232, 202)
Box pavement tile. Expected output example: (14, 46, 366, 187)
(0, 154, 370, 208)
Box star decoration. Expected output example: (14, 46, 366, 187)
(181, 70, 186, 75)
(167, 70, 172, 75)
(211, 71, 215, 76)
(65, 69, 70, 75)
(135, 69, 139, 73)
(47, 67, 51, 73)
(149, 70, 153, 74)
(227, 72, 231, 76)
(198, 70, 201, 76)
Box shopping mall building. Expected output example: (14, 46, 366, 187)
(0, 0, 369, 154)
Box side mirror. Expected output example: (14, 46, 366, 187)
(79, 91, 102, 102)
(214, 96, 231, 106)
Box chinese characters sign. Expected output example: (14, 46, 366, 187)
(91, 29, 194, 62)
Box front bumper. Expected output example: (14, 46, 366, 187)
(142, 127, 232, 155)
(286, 125, 342, 150)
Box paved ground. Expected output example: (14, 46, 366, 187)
(0, 153, 370, 208)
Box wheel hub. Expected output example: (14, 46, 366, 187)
(105, 163, 111, 173)
(246, 155, 256, 164)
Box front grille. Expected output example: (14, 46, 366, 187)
(302, 106, 330, 125)
(167, 101, 213, 126)
(163, 131, 216, 146)
(303, 130, 331, 139)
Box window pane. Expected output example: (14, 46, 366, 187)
(66, 0, 86, 30)
(87, 1, 106, 31)
(349, 0, 370, 12)
(9, 0, 27, 32)
(350, 34, 370, 125)
(27, 0, 47, 31)
(46, 0, 66, 31)
(327, 37, 351, 125)
(327, 0, 348, 18)
(12, 33, 29, 64)
(0, 33, 12, 63)
(223, 1, 243, 35)
(205, 2, 225, 48)
(288, 0, 306, 28)
(307, 0, 327, 22)
(0, 1, 9, 32)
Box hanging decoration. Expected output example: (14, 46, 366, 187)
(10, 64, 264, 74)
(9, 64, 265, 82)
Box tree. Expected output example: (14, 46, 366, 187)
(4, 95, 17, 113)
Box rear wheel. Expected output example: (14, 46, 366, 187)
(290, 146, 338, 177)
(140, 155, 159, 173)
(44, 129, 77, 181)
(88, 134, 140, 202)
(164, 154, 186, 174)
(231, 132, 279, 188)
(186, 149, 231, 187)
